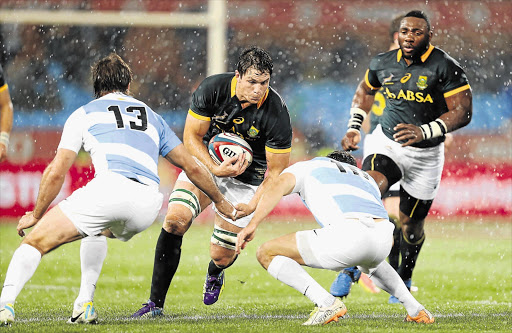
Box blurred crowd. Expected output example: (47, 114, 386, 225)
(0, 5, 510, 155)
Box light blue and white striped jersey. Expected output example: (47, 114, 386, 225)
(58, 92, 181, 186)
(284, 157, 388, 227)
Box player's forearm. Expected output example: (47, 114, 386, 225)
(250, 185, 285, 227)
(351, 81, 377, 114)
(32, 162, 66, 219)
(184, 134, 218, 172)
(184, 156, 224, 203)
(440, 90, 473, 132)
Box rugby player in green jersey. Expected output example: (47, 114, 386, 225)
(132, 46, 293, 317)
(339, 10, 472, 299)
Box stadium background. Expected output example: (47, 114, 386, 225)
(0, 0, 510, 220)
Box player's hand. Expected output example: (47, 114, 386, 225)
(214, 196, 238, 221)
(341, 129, 361, 151)
(17, 211, 40, 237)
(234, 202, 255, 219)
(213, 152, 249, 177)
(0, 143, 7, 163)
(235, 223, 257, 254)
(393, 123, 423, 147)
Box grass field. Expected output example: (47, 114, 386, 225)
(0, 218, 511, 332)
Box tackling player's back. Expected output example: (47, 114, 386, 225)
(58, 92, 181, 186)
(285, 157, 388, 227)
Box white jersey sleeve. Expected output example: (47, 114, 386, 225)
(58, 107, 86, 153)
(281, 161, 309, 195)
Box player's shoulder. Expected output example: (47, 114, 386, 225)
(370, 49, 399, 68)
(430, 46, 463, 68)
(266, 86, 289, 112)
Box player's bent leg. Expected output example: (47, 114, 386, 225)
(259, 233, 345, 325)
(1, 206, 82, 324)
(397, 188, 431, 282)
(22, 206, 83, 254)
(366, 261, 425, 318)
(134, 181, 210, 316)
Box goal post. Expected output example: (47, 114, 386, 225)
(0, 0, 227, 75)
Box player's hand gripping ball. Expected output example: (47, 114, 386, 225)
(208, 132, 253, 167)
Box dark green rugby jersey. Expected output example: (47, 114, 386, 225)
(369, 90, 386, 133)
(0, 64, 6, 91)
(365, 44, 471, 148)
(189, 72, 292, 186)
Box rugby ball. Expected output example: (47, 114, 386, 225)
(208, 133, 253, 166)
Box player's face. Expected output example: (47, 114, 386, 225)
(235, 67, 270, 104)
(398, 17, 431, 60)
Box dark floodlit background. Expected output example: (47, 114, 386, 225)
(0, 0, 510, 219)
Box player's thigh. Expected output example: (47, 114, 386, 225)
(400, 144, 444, 201)
(296, 223, 382, 271)
(211, 176, 258, 228)
(257, 232, 304, 268)
(22, 206, 82, 254)
(164, 176, 212, 234)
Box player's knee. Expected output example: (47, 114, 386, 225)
(21, 238, 47, 256)
(256, 243, 273, 268)
(162, 214, 191, 236)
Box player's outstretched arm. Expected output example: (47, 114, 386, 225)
(235, 172, 296, 254)
(18, 149, 76, 236)
(165, 144, 237, 220)
(236, 151, 290, 218)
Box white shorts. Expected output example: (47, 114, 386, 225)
(296, 216, 394, 271)
(59, 171, 163, 241)
(177, 171, 258, 228)
(364, 133, 399, 193)
(364, 125, 444, 200)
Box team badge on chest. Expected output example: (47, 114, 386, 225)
(417, 76, 428, 90)
(248, 126, 259, 138)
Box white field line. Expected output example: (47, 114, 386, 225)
(12, 311, 512, 323)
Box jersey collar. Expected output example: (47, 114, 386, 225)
(231, 75, 269, 109)
(397, 44, 435, 63)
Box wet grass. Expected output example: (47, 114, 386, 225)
(0, 219, 510, 332)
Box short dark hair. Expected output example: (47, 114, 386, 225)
(404, 10, 431, 32)
(92, 53, 132, 98)
(326, 150, 357, 167)
(237, 46, 273, 77)
(389, 14, 405, 42)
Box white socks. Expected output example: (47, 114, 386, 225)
(74, 235, 107, 310)
(0, 244, 42, 307)
(267, 255, 335, 308)
(367, 261, 423, 316)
